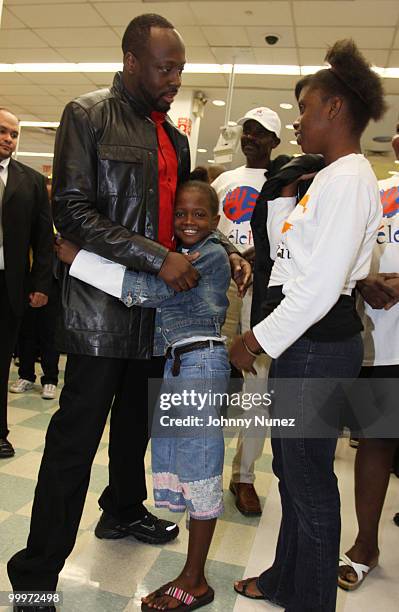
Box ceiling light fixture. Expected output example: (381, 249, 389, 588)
(207, 159, 215, 164)
(289, 140, 298, 145)
(212, 100, 226, 107)
(0, 63, 397, 78)
(280, 103, 293, 109)
(197, 148, 207, 153)
(285, 124, 294, 130)
(228, 121, 238, 126)
(20, 121, 60, 128)
(16, 151, 54, 157)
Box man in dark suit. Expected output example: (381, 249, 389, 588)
(0, 107, 54, 458)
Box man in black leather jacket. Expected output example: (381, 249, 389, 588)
(8, 14, 249, 601)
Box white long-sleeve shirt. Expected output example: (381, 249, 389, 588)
(253, 153, 382, 358)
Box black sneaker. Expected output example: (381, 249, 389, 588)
(14, 607, 56, 611)
(94, 510, 179, 544)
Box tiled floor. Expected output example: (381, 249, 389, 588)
(1, 358, 398, 611)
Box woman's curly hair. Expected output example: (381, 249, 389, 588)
(295, 39, 387, 134)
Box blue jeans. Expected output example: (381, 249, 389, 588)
(257, 334, 363, 612)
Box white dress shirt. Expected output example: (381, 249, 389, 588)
(0, 156, 11, 270)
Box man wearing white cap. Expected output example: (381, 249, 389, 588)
(211, 107, 286, 516)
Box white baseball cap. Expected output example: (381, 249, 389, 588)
(237, 107, 281, 139)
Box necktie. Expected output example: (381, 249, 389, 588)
(0, 166, 5, 248)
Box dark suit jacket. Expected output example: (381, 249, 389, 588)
(2, 158, 54, 316)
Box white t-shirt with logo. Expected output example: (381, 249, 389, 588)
(211, 166, 267, 252)
(253, 154, 382, 358)
(360, 175, 399, 366)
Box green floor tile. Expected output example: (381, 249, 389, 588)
(139, 549, 244, 611)
(58, 585, 129, 612)
(0, 514, 30, 562)
(19, 412, 52, 430)
(0, 473, 36, 513)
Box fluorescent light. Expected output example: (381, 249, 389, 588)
(17, 151, 54, 157)
(228, 121, 237, 126)
(234, 64, 300, 75)
(197, 148, 207, 153)
(285, 124, 294, 130)
(388, 170, 399, 175)
(0, 63, 397, 78)
(300, 66, 325, 75)
(20, 121, 59, 128)
(395, 160, 399, 164)
(280, 103, 293, 110)
(212, 100, 226, 107)
(289, 140, 298, 145)
(207, 159, 215, 164)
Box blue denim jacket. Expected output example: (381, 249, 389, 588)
(120, 232, 231, 356)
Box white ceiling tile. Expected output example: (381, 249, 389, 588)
(56, 47, 122, 62)
(189, 1, 293, 26)
(296, 27, 395, 49)
(22, 73, 95, 85)
(388, 50, 399, 66)
(210, 47, 256, 64)
(185, 47, 217, 63)
(234, 74, 298, 90)
(10, 4, 107, 28)
(0, 29, 48, 48)
(201, 27, 250, 47)
(0, 73, 34, 84)
(42, 84, 101, 98)
(93, 2, 196, 26)
(299, 47, 389, 66)
(5, 95, 60, 107)
(293, 1, 399, 27)
(6, 0, 86, 4)
(180, 74, 228, 88)
(253, 47, 299, 64)
(246, 27, 296, 48)
(178, 26, 208, 47)
(1, 7, 26, 28)
(384, 81, 399, 94)
(0, 84, 48, 96)
(0, 48, 67, 62)
(35, 27, 121, 47)
(298, 48, 329, 65)
(85, 75, 115, 88)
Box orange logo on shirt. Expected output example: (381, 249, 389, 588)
(298, 194, 310, 213)
(282, 221, 293, 234)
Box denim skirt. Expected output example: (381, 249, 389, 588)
(152, 343, 230, 520)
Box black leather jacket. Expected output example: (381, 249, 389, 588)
(53, 72, 191, 359)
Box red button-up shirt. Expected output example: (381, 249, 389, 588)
(151, 111, 178, 251)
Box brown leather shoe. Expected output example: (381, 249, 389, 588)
(229, 481, 262, 516)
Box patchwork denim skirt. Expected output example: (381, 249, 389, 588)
(152, 343, 230, 520)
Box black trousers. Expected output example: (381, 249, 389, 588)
(17, 282, 60, 386)
(8, 351, 165, 590)
(0, 272, 21, 438)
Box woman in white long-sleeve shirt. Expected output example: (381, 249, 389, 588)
(232, 40, 386, 612)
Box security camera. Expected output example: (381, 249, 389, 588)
(265, 34, 279, 45)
